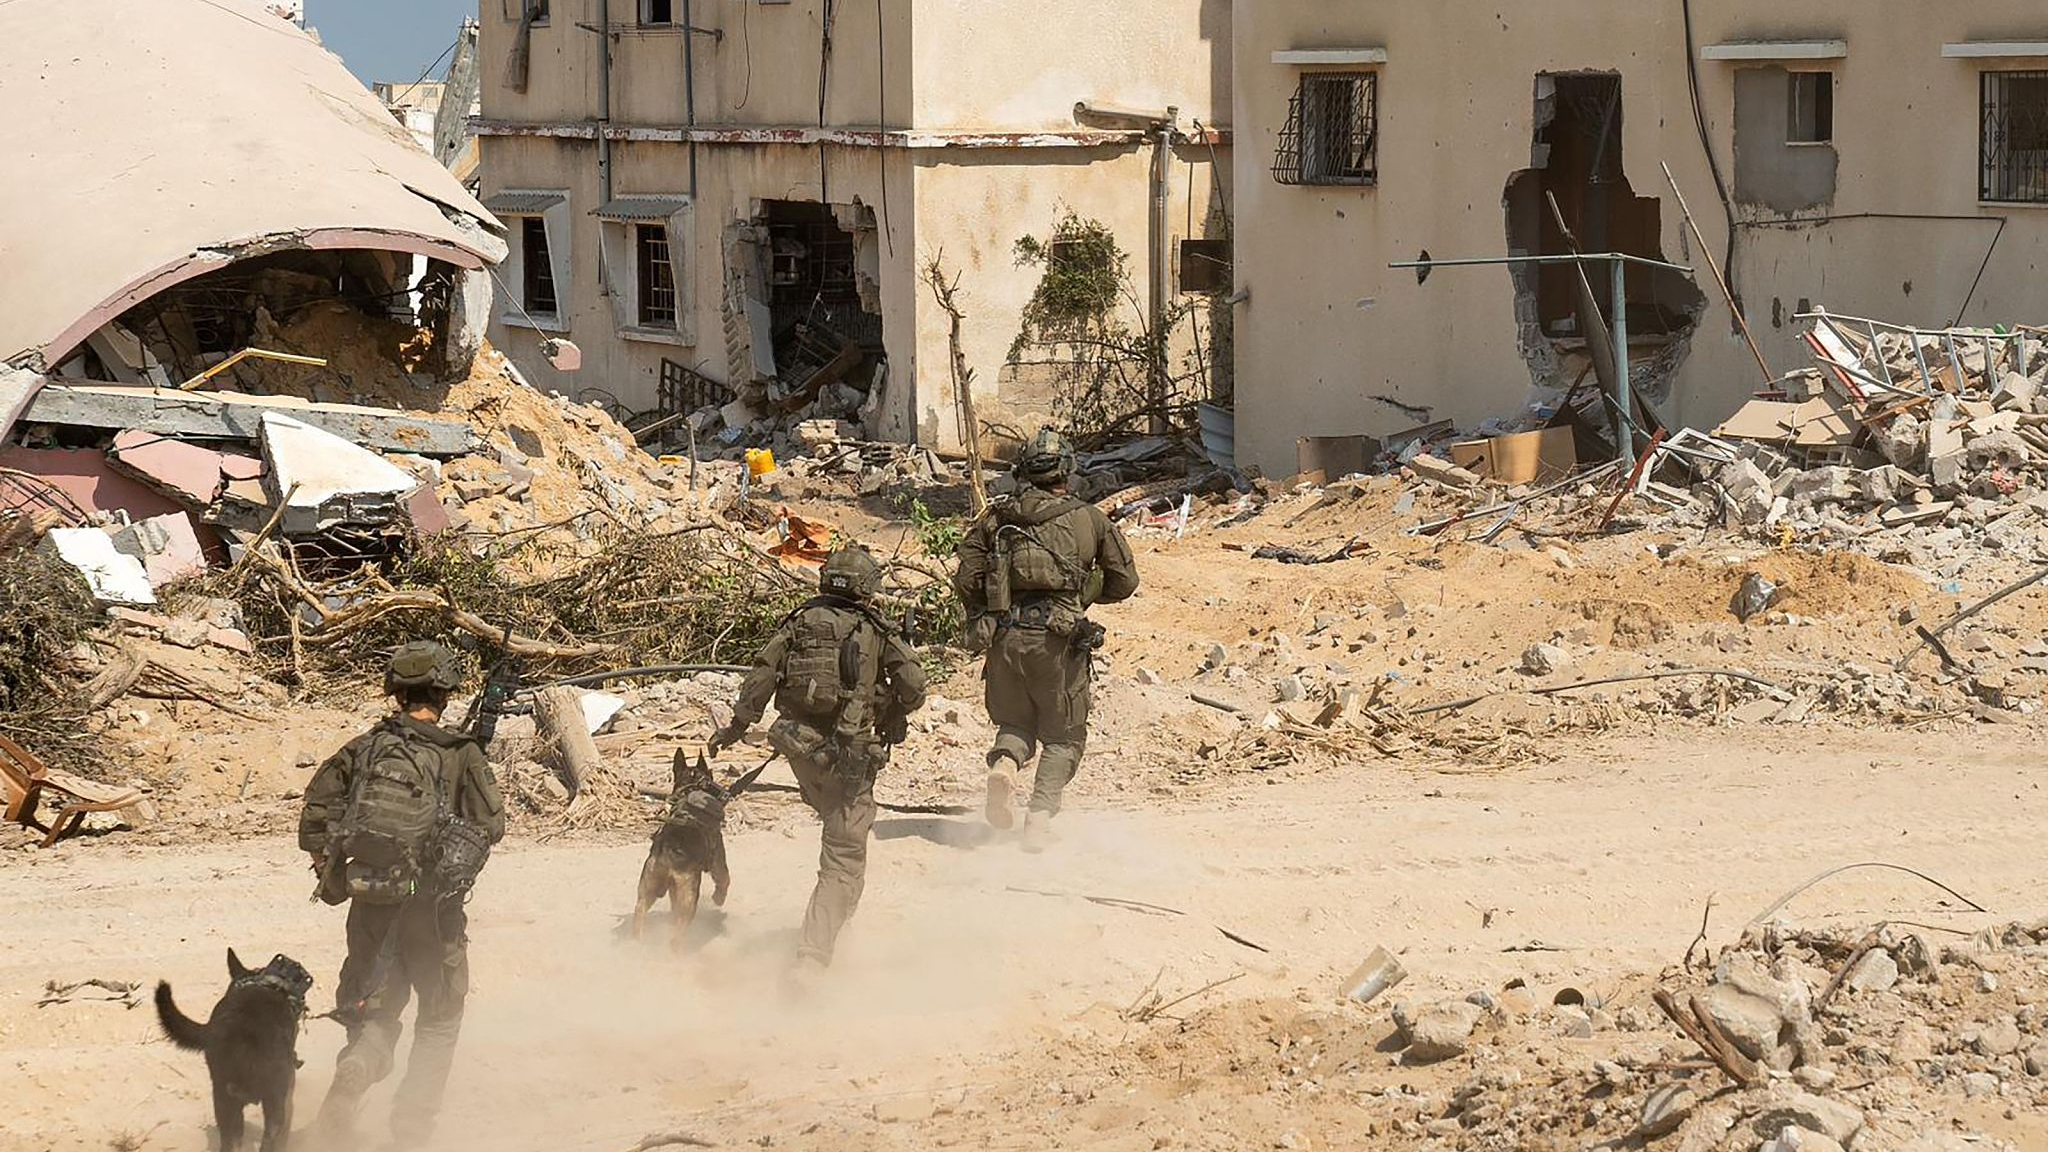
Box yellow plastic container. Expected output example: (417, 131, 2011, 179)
(745, 448, 777, 477)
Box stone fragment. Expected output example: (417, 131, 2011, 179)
(1392, 1000, 1483, 1062)
(1521, 642, 1570, 676)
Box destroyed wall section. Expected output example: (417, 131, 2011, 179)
(1229, 0, 2048, 477)
(476, 0, 1231, 448)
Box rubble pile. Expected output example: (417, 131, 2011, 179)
(971, 914, 2048, 1152)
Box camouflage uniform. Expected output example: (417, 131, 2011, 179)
(720, 551, 927, 966)
(955, 434, 1139, 836)
(299, 652, 505, 1143)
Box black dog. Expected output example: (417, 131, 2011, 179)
(155, 949, 314, 1152)
(632, 750, 734, 949)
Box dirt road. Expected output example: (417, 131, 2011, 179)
(2, 724, 2037, 1152)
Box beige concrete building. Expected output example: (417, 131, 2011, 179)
(1230, 2, 2048, 476)
(476, 0, 1230, 446)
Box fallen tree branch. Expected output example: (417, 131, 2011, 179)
(1651, 988, 1757, 1087)
(1413, 668, 1789, 717)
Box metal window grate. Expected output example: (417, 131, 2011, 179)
(658, 358, 733, 415)
(1272, 73, 1377, 186)
(1981, 70, 2048, 202)
(637, 224, 677, 326)
(521, 216, 557, 315)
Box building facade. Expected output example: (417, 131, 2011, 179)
(476, 0, 1231, 447)
(1230, 2, 2048, 476)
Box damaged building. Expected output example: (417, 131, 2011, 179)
(474, 0, 1232, 450)
(1228, 2, 2048, 476)
(0, 0, 507, 594)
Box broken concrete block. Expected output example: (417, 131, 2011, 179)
(1637, 1083, 1698, 1139)
(1407, 454, 1482, 488)
(578, 690, 628, 734)
(719, 397, 762, 432)
(1392, 999, 1483, 1062)
(161, 617, 209, 649)
(1750, 1089, 1863, 1147)
(1520, 642, 1570, 676)
(1717, 457, 1775, 524)
(39, 527, 157, 605)
(1759, 1128, 1846, 1152)
(1994, 372, 2040, 413)
(260, 412, 417, 534)
(108, 511, 208, 588)
(1840, 948, 1899, 994)
(1965, 428, 2031, 471)
(1702, 955, 1812, 1069)
(1872, 413, 1926, 469)
(1788, 466, 1856, 506)
(1929, 448, 1970, 493)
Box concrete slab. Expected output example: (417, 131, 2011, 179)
(107, 429, 229, 505)
(24, 384, 476, 455)
(260, 412, 415, 533)
(39, 526, 156, 605)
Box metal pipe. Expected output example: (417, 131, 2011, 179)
(1147, 109, 1177, 436)
(682, 0, 698, 197)
(597, 0, 613, 202)
(1389, 252, 1692, 274)
(1609, 256, 1631, 466)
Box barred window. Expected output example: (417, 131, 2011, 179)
(1981, 70, 2048, 203)
(1273, 73, 1377, 186)
(637, 224, 677, 327)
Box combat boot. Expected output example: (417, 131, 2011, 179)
(984, 755, 1020, 830)
(1020, 810, 1055, 854)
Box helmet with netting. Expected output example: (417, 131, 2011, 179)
(385, 641, 464, 695)
(1013, 427, 1076, 485)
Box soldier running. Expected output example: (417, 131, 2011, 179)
(954, 428, 1139, 852)
(299, 641, 505, 1147)
(710, 546, 927, 983)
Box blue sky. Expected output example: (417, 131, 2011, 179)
(309, 0, 475, 87)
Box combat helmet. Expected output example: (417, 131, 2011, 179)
(819, 546, 882, 600)
(1012, 427, 1076, 486)
(385, 640, 464, 696)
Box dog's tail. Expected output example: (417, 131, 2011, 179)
(154, 982, 208, 1051)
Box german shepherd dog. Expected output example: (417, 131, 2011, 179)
(155, 949, 314, 1152)
(632, 750, 733, 948)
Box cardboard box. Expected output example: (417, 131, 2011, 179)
(1447, 426, 1577, 484)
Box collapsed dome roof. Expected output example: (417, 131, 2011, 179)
(0, 0, 507, 369)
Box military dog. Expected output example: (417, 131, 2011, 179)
(155, 949, 314, 1152)
(631, 750, 733, 948)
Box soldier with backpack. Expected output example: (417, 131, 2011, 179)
(299, 641, 505, 1147)
(709, 546, 927, 983)
(954, 428, 1139, 852)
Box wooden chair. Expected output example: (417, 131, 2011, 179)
(0, 734, 146, 847)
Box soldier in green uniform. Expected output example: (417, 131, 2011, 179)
(954, 429, 1140, 852)
(711, 547, 928, 981)
(299, 641, 506, 1147)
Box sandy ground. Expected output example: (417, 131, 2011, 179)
(3, 721, 2041, 1152)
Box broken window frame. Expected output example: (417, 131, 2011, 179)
(521, 217, 558, 317)
(1785, 71, 1834, 145)
(639, 0, 678, 26)
(1980, 69, 2048, 204)
(598, 196, 694, 345)
(1272, 72, 1378, 187)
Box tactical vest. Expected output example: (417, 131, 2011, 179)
(774, 597, 885, 745)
